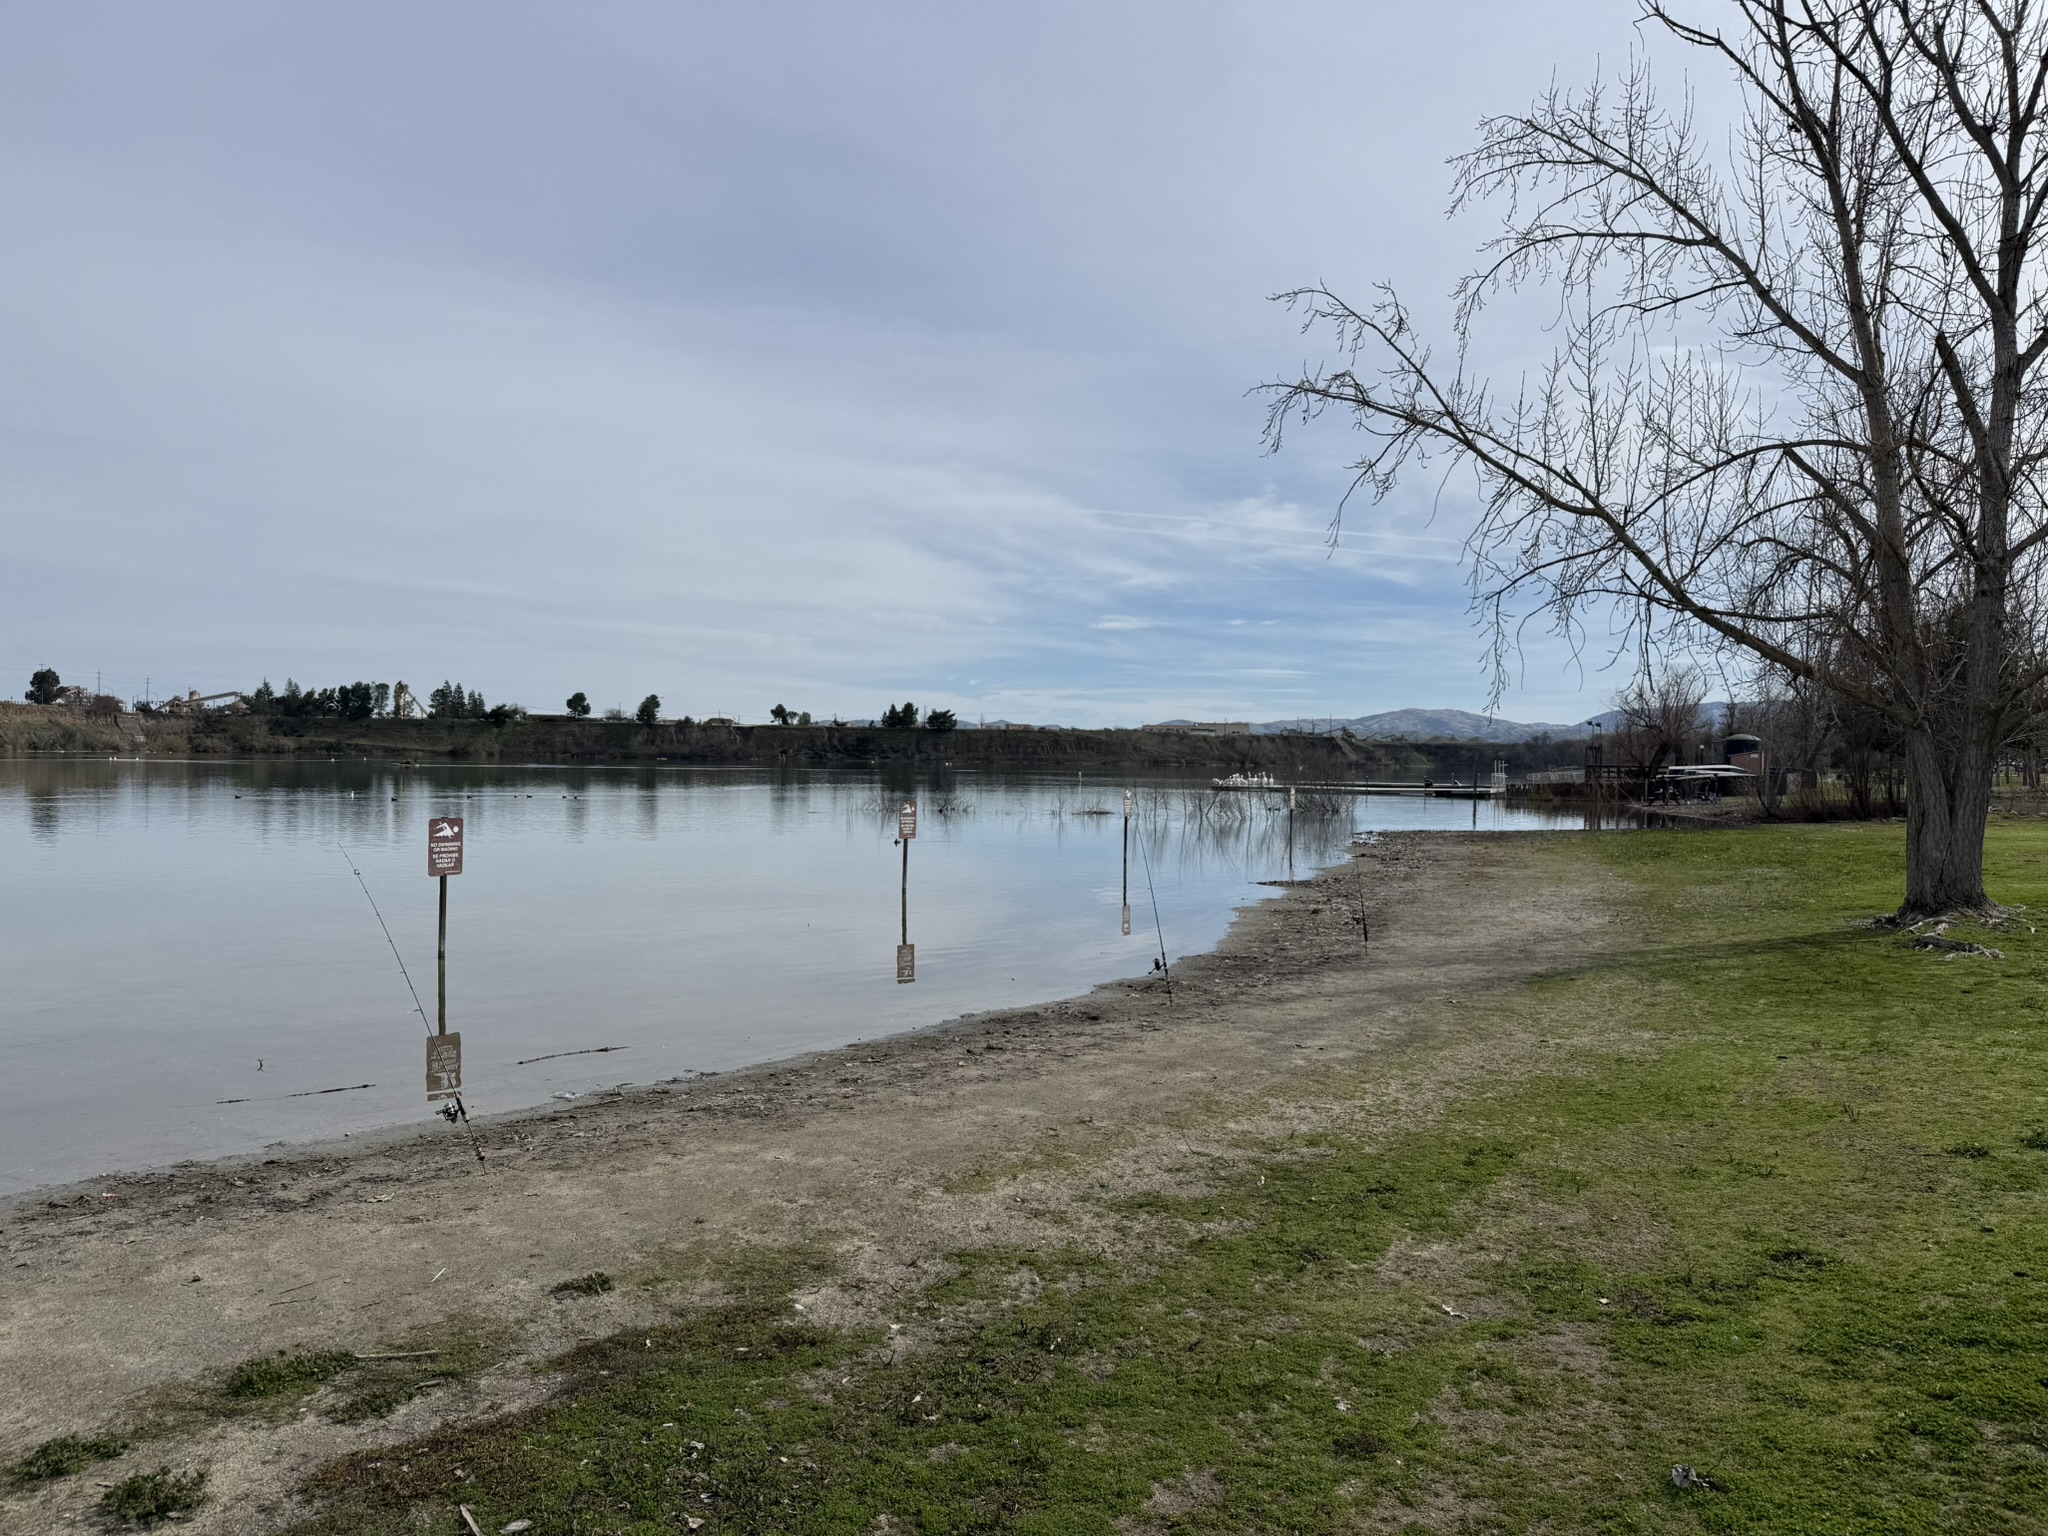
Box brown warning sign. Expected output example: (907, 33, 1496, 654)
(896, 943, 915, 984)
(427, 816, 464, 876)
(898, 800, 917, 840)
(426, 1032, 463, 1100)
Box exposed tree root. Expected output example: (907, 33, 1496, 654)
(1874, 902, 2031, 934)
(1887, 918, 2006, 959)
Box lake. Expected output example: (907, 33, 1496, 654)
(0, 758, 1581, 1192)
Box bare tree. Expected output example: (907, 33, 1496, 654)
(1615, 667, 1710, 784)
(1743, 674, 1840, 807)
(1265, 1, 2048, 917)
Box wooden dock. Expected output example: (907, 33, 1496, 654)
(1211, 779, 1501, 799)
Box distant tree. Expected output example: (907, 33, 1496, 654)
(636, 693, 661, 725)
(880, 701, 920, 729)
(925, 708, 958, 733)
(769, 703, 791, 725)
(337, 682, 379, 722)
(798, 710, 812, 726)
(487, 702, 523, 725)
(24, 668, 60, 705)
(248, 679, 276, 714)
(372, 682, 392, 718)
(391, 681, 418, 719)
(427, 681, 487, 719)
(566, 692, 591, 717)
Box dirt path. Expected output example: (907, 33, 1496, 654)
(0, 831, 1620, 1533)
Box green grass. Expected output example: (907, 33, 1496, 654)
(324, 1318, 515, 1424)
(224, 1349, 360, 1400)
(7, 1433, 129, 1486)
(100, 1466, 206, 1525)
(286, 820, 2048, 1533)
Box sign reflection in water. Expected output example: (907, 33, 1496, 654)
(0, 760, 1584, 1192)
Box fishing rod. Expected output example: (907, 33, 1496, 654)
(1134, 815, 1174, 1006)
(337, 842, 429, 1033)
(336, 842, 486, 1164)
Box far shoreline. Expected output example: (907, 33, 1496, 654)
(0, 701, 1589, 782)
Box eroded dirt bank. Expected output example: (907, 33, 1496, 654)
(0, 831, 1618, 1533)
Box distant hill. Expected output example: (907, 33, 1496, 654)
(1252, 708, 1597, 742)
(1244, 704, 1742, 742)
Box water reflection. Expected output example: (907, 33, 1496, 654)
(1121, 788, 1133, 936)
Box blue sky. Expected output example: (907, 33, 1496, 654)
(1, 1, 1659, 726)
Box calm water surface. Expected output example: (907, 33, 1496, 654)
(0, 759, 1580, 1192)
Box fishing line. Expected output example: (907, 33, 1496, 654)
(1134, 815, 1174, 1006)
(335, 842, 486, 1164)
(336, 842, 430, 1036)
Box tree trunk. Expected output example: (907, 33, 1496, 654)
(1901, 729, 1993, 917)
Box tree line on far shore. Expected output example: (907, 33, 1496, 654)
(245, 679, 521, 723)
(30, 668, 959, 736)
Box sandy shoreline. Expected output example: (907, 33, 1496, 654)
(0, 829, 1615, 1533)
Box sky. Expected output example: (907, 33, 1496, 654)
(1, 1, 1679, 727)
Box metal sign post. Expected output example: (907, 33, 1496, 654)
(426, 816, 464, 1089)
(896, 800, 916, 983)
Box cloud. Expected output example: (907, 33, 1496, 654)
(0, 0, 1651, 724)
